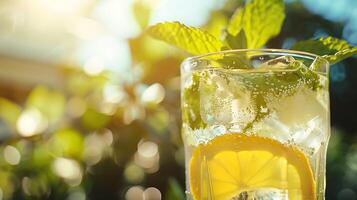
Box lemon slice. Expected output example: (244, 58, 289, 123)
(189, 133, 315, 200)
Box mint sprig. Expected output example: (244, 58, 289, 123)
(291, 37, 357, 64)
(227, 0, 285, 48)
(148, 0, 286, 53)
(147, 22, 226, 55)
(147, 0, 357, 130)
(224, 29, 247, 49)
(147, 1, 356, 63)
(182, 72, 207, 129)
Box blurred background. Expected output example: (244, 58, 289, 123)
(0, 0, 356, 199)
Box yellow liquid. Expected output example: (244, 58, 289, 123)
(187, 133, 316, 200)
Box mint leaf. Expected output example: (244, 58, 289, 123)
(227, 0, 285, 48)
(182, 72, 207, 129)
(224, 29, 247, 49)
(291, 37, 357, 64)
(147, 22, 227, 55)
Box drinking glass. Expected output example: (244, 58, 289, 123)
(181, 49, 330, 200)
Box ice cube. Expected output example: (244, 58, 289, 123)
(291, 116, 327, 154)
(185, 125, 227, 145)
(250, 112, 292, 142)
(231, 93, 256, 130)
(259, 56, 303, 70)
(269, 86, 326, 127)
(316, 75, 329, 110)
(199, 70, 256, 129)
(232, 188, 288, 200)
(200, 71, 234, 125)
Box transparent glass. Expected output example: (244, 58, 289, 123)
(181, 49, 330, 200)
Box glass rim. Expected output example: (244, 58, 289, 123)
(181, 48, 330, 72)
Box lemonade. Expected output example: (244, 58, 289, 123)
(181, 50, 330, 200)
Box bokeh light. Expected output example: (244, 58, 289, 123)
(337, 188, 356, 200)
(143, 187, 161, 200)
(16, 108, 48, 137)
(125, 186, 144, 200)
(141, 83, 165, 105)
(21, 177, 31, 196)
(52, 158, 82, 186)
(346, 145, 357, 172)
(103, 84, 126, 104)
(67, 97, 86, 118)
(3, 145, 21, 165)
(83, 57, 105, 76)
(84, 130, 113, 166)
(66, 190, 86, 200)
(124, 163, 145, 184)
(135, 140, 160, 173)
(138, 140, 158, 158)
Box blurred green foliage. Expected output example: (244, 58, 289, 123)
(0, 0, 356, 200)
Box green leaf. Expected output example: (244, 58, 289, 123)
(291, 37, 357, 64)
(165, 178, 185, 200)
(147, 22, 227, 55)
(224, 29, 247, 49)
(227, 0, 285, 48)
(182, 72, 207, 130)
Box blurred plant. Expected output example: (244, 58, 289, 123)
(0, 58, 185, 198)
(0, 0, 356, 200)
